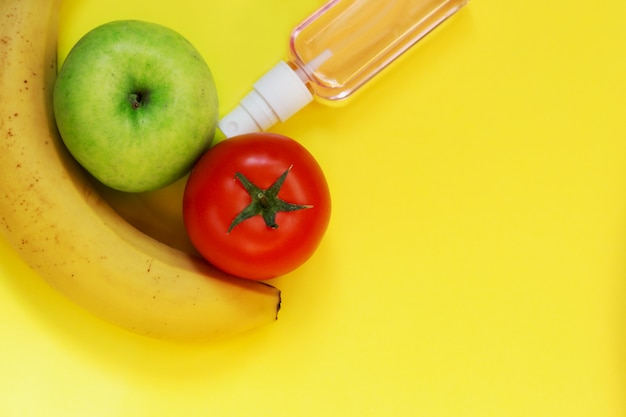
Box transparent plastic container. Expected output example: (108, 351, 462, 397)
(218, 0, 468, 138)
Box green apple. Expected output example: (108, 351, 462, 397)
(53, 20, 218, 193)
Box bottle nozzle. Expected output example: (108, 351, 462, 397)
(218, 50, 334, 138)
(218, 61, 314, 138)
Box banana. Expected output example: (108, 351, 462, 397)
(0, 0, 281, 341)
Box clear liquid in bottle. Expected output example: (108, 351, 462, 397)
(289, 0, 469, 101)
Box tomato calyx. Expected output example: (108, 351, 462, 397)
(228, 165, 313, 233)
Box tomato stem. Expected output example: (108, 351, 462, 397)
(228, 165, 312, 234)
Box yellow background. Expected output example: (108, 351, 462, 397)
(1, 0, 625, 416)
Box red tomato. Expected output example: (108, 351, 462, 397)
(183, 133, 331, 280)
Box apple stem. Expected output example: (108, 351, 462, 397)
(128, 93, 143, 109)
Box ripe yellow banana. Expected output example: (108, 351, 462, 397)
(0, 0, 281, 341)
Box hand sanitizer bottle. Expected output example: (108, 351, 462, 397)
(218, 0, 469, 138)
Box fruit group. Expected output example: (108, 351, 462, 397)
(0, 0, 280, 341)
(53, 20, 218, 193)
(183, 133, 331, 280)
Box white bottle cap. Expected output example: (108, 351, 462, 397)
(218, 61, 314, 138)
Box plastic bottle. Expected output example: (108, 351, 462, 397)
(218, 0, 469, 138)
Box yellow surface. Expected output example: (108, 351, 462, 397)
(1, 0, 625, 415)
